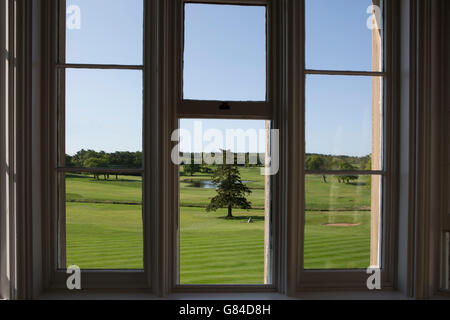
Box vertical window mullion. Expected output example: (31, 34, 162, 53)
(56, 0, 67, 270)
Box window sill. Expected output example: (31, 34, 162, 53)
(38, 289, 411, 300)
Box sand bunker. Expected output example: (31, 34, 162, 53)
(323, 223, 361, 227)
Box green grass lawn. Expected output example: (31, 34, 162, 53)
(65, 169, 372, 283)
(179, 207, 265, 284)
(66, 202, 143, 269)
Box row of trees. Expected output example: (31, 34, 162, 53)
(66, 150, 265, 172)
(305, 153, 371, 171)
(180, 152, 266, 177)
(306, 154, 372, 184)
(67, 150, 370, 170)
(66, 150, 142, 169)
(66, 150, 142, 180)
(66, 150, 371, 185)
(183, 163, 213, 176)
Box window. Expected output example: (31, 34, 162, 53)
(302, 0, 387, 278)
(49, 0, 396, 294)
(183, 3, 267, 101)
(176, 2, 273, 287)
(177, 119, 271, 285)
(65, 0, 143, 65)
(179, 3, 270, 119)
(305, 0, 383, 71)
(57, 0, 144, 270)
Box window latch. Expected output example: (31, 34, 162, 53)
(219, 102, 231, 110)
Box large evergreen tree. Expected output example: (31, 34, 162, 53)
(206, 153, 252, 218)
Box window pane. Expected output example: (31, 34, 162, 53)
(305, 75, 382, 171)
(305, 0, 383, 71)
(304, 174, 381, 269)
(64, 69, 142, 168)
(66, 0, 143, 65)
(178, 119, 271, 284)
(183, 4, 267, 101)
(65, 173, 143, 269)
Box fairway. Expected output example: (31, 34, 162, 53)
(65, 169, 372, 283)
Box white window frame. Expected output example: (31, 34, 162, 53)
(294, 0, 399, 290)
(169, 0, 279, 293)
(48, 0, 154, 291)
(178, 0, 272, 120)
(5, 0, 450, 301)
(43, 0, 401, 296)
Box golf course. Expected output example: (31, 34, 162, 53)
(65, 167, 372, 284)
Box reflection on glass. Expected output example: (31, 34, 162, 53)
(65, 69, 142, 167)
(65, 173, 143, 269)
(304, 175, 381, 270)
(305, 0, 383, 71)
(305, 75, 382, 171)
(183, 4, 267, 101)
(66, 0, 143, 65)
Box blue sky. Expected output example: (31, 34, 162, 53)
(66, 0, 379, 157)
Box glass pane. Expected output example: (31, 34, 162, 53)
(305, 75, 382, 171)
(66, 0, 143, 65)
(305, 0, 383, 71)
(304, 174, 381, 270)
(64, 69, 142, 168)
(178, 119, 271, 284)
(183, 4, 267, 101)
(65, 173, 143, 269)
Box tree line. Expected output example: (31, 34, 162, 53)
(65, 150, 142, 180)
(305, 153, 372, 184)
(66, 149, 372, 184)
(181, 152, 265, 176)
(65, 150, 266, 180)
(66, 150, 142, 168)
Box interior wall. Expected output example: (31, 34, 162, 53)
(0, 0, 45, 299)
